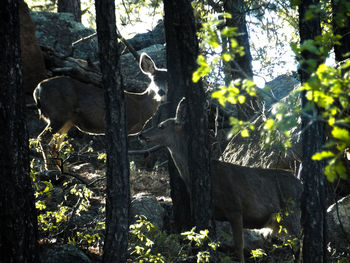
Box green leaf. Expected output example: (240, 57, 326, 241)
(312, 151, 335, 161)
(332, 127, 350, 143)
(264, 119, 275, 130)
(241, 129, 250, 137)
(237, 95, 245, 104)
(335, 161, 347, 179)
(222, 53, 232, 62)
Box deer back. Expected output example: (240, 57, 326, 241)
(212, 160, 302, 234)
(34, 76, 106, 134)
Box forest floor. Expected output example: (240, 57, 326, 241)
(32, 147, 302, 263)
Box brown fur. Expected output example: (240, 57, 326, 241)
(34, 53, 167, 170)
(139, 98, 302, 263)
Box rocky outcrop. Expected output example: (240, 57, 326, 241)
(31, 11, 98, 60)
(130, 193, 165, 229)
(222, 74, 301, 171)
(40, 244, 91, 263)
(29, 10, 166, 93)
(327, 195, 350, 253)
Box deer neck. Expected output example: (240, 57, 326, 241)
(167, 135, 191, 190)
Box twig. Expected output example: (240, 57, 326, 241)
(128, 145, 164, 155)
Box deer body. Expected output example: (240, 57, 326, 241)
(139, 98, 302, 263)
(34, 53, 167, 170)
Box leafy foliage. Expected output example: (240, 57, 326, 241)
(129, 216, 220, 263)
(194, 2, 350, 183)
(305, 61, 350, 182)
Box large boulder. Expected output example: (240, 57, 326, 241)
(31, 11, 98, 60)
(30, 10, 165, 63)
(127, 20, 165, 51)
(327, 195, 350, 253)
(40, 244, 91, 263)
(130, 193, 165, 229)
(30, 10, 166, 93)
(222, 74, 301, 171)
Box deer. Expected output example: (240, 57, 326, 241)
(33, 53, 167, 171)
(138, 98, 303, 263)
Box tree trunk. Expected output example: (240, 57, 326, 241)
(57, 0, 81, 22)
(223, 0, 258, 121)
(95, 1, 130, 262)
(223, 0, 253, 80)
(331, 0, 350, 62)
(0, 1, 39, 262)
(298, 1, 327, 262)
(164, 0, 215, 238)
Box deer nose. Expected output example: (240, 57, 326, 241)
(158, 89, 166, 96)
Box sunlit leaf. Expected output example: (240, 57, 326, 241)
(312, 151, 335, 160)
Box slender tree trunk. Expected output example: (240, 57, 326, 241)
(57, 0, 81, 22)
(0, 1, 39, 262)
(164, 0, 215, 240)
(298, 1, 327, 262)
(95, 1, 130, 262)
(163, 0, 191, 232)
(223, 0, 253, 80)
(331, 0, 350, 62)
(223, 0, 258, 121)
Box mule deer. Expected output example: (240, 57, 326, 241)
(34, 53, 167, 170)
(139, 98, 303, 263)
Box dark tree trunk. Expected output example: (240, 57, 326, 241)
(163, 0, 191, 232)
(95, 1, 130, 262)
(164, 0, 215, 237)
(0, 1, 39, 262)
(223, 0, 253, 80)
(223, 0, 258, 121)
(298, 1, 327, 262)
(331, 0, 350, 62)
(57, 0, 81, 22)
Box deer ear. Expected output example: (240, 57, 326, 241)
(140, 53, 156, 75)
(175, 97, 187, 124)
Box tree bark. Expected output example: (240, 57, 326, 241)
(0, 1, 39, 262)
(164, 0, 215, 237)
(223, 0, 258, 121)
(57, 0, 81, 22)
(331, 0, 350, 62)
(298, 1, 327, 262)
(223, 0, 253, 80)
(95, 1, 130, 262)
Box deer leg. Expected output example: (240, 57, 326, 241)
(229, 213, 245, 263)
(49, 122, 73, 171)
(37, 121, 71, 171)
(37, 123, 59, 171)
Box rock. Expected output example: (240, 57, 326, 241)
(327, 195, 350, 252)
(260, 74, 300, 110)
(130, 193, 165, 229)
(31, 10, 165, 63)
(127, 20, 165, 51)
(222, 74, 301, 171)
(216, 221, 265, 253)
(40, 244, 91, 263)
(31, 11, 98, 60)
